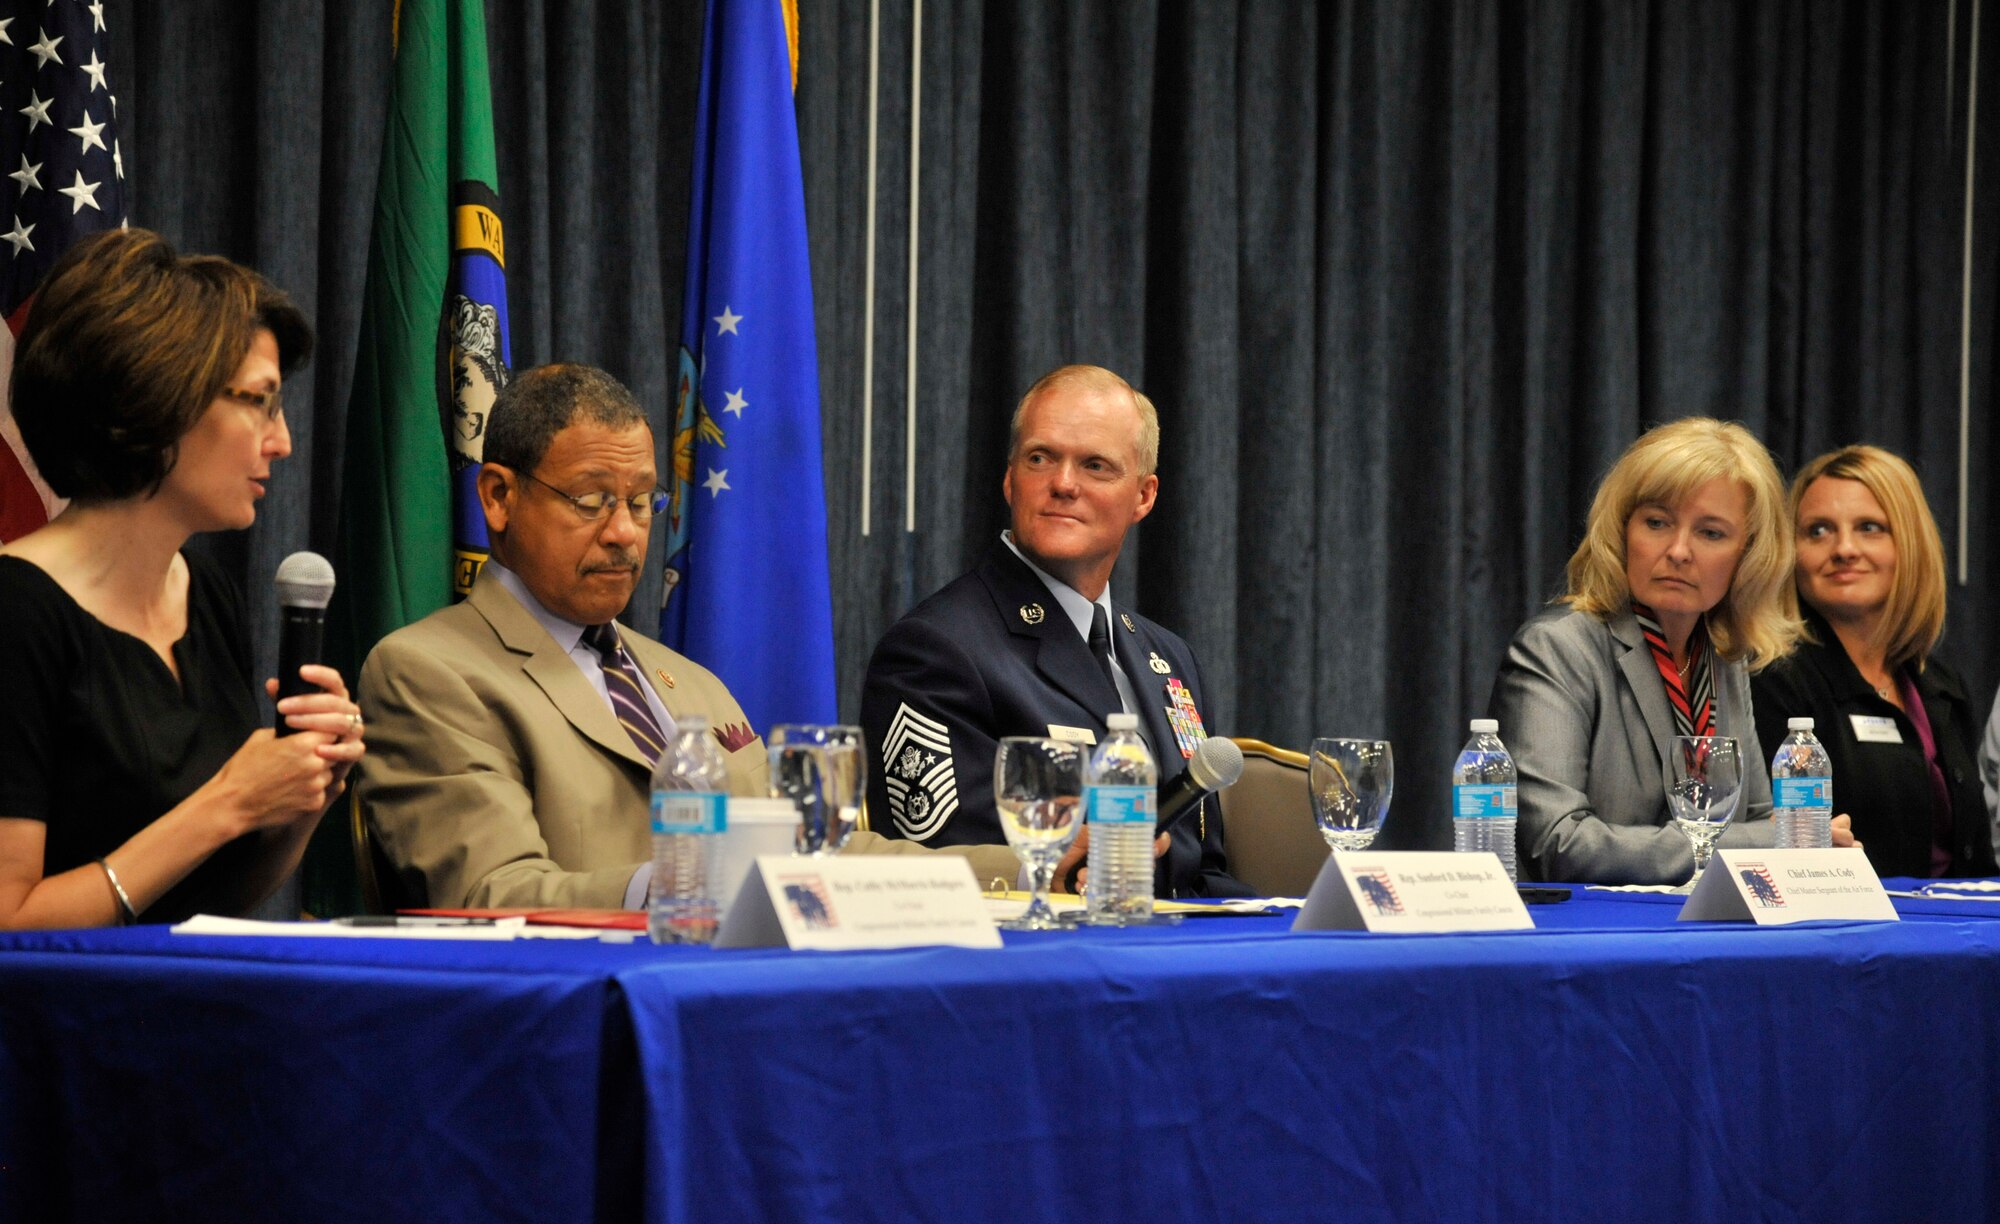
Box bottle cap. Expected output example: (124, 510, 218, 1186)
(1786, 717, 1814, 731)
(1470, 718, 1498, 733)
(1107, 712, 1139, 731)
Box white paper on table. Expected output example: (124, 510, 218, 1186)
(171, 915, 527, 940)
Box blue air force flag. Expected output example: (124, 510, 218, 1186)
(660, 0, 837, 733)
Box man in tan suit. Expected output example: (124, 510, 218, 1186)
(359, 364, 1015, 909)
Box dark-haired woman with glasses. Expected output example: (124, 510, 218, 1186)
(0, 228, 365, 928)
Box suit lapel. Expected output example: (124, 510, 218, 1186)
(470, 573, 651, 772)
(1112, 613, 1185, 767)
(978, 549, 1122, 721)
(1609, 608, 1675, 787)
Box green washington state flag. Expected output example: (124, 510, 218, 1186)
(309, 0, 512, 917)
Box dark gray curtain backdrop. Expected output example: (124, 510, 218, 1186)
(104, 0, 2000, 857)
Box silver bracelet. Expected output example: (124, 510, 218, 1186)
(95, 857, 137, 925)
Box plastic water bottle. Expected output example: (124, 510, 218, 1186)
(1771, 717, 1833, 849)
(1084, 713, 1158, 925)
(649, 715, 729, 945)
(1452, 718, 1519, 881)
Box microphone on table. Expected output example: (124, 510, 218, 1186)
(273, 551, 336, 735)
(1155, 736, 1244, 837)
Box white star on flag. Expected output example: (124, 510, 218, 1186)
(111, 140, 121, 180)
(69, 109, 105, 154)
(88, 4, 106, 35)
(2, 217, 34, 255)
(56, 171, 99, 214)
(0, 17, 14, 45)
(9, 155, 40, 193)
(80, 49, 106, 92)
(19, 90, 51, 130)
(722, 388, 748, 417)
(26, 29, 61, 68)
(712, 305, 742, 335)
(702, 468, 731, 497)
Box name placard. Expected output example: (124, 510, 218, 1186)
(1679, 849, 1898, 924)
(1293, 851, 1533, 933)
(715, 854, 1003, 951)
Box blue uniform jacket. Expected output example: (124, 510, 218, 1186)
(861, 546, 1252, 898)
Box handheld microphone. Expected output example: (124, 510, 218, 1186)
(1155, 736, 1244, 836)
(273, 551, 336, 735)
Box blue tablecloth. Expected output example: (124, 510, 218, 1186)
(4, 885, 1999, 1222)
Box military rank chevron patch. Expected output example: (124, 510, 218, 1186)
(882, 702, 958, 840)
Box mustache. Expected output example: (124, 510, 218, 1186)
(585, 554, 643, 574)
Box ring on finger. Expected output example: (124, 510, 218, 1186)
(347, 712, 363, 733)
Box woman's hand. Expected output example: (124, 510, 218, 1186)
(1831, 812, 1862, 851)
(209, 728, 337, 834)
(269, 665, 367, 798)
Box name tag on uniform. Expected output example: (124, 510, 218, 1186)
(1850, 714, 1903, 744)
(1047, 724, 1096, 745)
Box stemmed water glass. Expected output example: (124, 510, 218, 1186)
(1667, 735, 1743, 892)
(819, 725, 866, 853)
(1310, 738, 1393, 851)
(768, 724, 847, 856)
(992, 736, 1084, 930)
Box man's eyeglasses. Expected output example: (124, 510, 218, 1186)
(218, 385, 283, 420)
(519, 470, 670, 523)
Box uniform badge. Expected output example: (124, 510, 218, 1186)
(882, 702, 958, 839)
(1119, 612, 1136, 633)
(1148, 651, 1171, 675)
(655, 668, 676, 689)
(1019, 603, 1045, 626)
(1162, 677, 1208, 760)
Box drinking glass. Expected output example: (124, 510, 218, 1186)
(992, 736, 1084, 930)
(819, 725, 866, 853)
(1667, 735, 1743, 891)
(768, 724, 839, 856)
(1309, 738, 1393, 851)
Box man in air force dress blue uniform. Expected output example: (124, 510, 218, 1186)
(861, 365, 1252, 898)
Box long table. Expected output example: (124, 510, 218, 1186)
(4, 886, 1998, 1221)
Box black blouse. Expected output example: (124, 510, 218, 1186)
(0, 552, 263, 922)
(1751, 609, 1996, 880)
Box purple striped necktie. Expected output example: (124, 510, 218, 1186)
(583, 622, 668, 767)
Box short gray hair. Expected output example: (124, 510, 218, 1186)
(484, 363, 647, 474)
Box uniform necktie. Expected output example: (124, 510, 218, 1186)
(1088, 604, 1120, 702)
(583, 622, 667, 767)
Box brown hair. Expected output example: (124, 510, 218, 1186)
(12, 227, 312, 501)
(1787, 445, 1947, 673)
(1563, 417, 1801, 668)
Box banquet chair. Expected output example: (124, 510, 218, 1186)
(1217, 738, 1327, 897)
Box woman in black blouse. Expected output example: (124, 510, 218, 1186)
(0, 229, 366, 927)
(1751, 446, 1996, 879)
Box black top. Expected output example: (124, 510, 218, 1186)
(0, 552, 263, 922)
(1750, 608, 1996, 880)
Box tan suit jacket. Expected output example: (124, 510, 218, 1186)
(359, 570, 1016, 907)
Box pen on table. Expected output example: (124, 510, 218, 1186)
(333, 915, 499, 927)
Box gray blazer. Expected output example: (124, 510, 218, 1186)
(1489, 605, 1773, 884)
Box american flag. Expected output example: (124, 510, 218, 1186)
(1357, 869, 1404, 915)
(1740, 865, 1785, 908)
(0, 0, 124, 541)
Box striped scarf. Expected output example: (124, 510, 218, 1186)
(1630, 601, 1714, 738)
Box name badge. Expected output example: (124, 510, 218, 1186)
(1850, 714, 1903, 744)
(1679, 849, 1897, 925)
(1047, 724, 1097, 745)
(716, 855, 1003, 950)
(1292, 851, 1533, 933)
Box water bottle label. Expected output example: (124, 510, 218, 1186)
(1087, 785, 1154, 824)
(1453, 784, 1517, 819)
(1773, 778, 1831, 811)
(653, 792, 727, 835)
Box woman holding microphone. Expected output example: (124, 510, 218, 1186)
(1751, 446, 1995, 879)
(1490, 418, 1855, 884)
(0, 229, 365, 927)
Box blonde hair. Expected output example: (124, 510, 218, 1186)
(1563, 417, 1800, 668)
(1787, 445, 1947, 673)
(1008, 364, 1160, 476)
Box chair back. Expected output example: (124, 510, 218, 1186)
(1218, 738, 1327, 897)
(349, 782, 403, 915)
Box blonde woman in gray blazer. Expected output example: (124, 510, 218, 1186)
(1490, 419, 1858, 884)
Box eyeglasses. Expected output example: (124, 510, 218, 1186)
(218, 385, 283, 420)
(519, 470, 669, 523)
